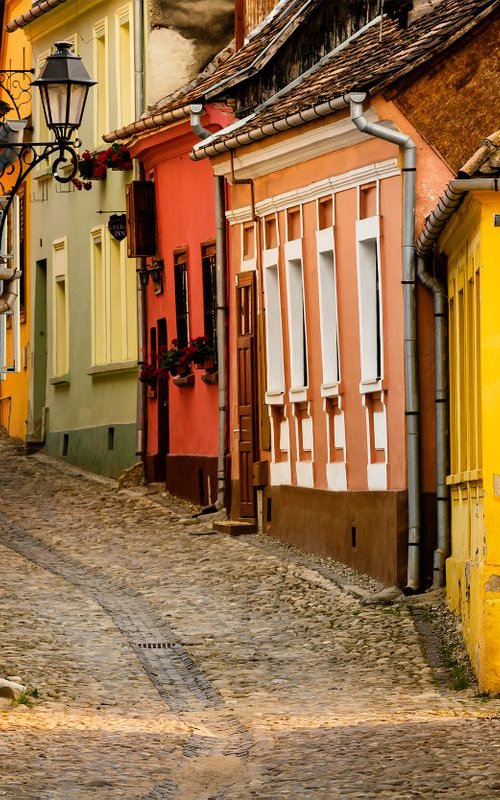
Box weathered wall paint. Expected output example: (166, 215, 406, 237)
(394, 16, 500, 173)
(146, 0, 234, 105)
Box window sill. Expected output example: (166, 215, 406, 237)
(49, 374, 70, 386)
(321, 382, 341, 399)
(86, 360, 137, 377)
(447, 469, 482, 486)
(34, 166, 53, 181)
(265, 390, 285, 406)
(359, 379, 383, 395)
(289, 386, 308, 404)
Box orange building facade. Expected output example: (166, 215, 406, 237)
(211, 97, 452, 585)
(0, 0, 32, 440)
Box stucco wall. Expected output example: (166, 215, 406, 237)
(28, 0, 140, 476)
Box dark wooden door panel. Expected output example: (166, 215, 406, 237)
(236, 272, 257, 518)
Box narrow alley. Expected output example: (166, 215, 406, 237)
(1, 435, 500, 799)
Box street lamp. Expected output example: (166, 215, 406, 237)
(0, 41, 95, 313)
(33, 41, 95, 144)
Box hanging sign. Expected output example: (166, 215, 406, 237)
(108, 213, 127, 241)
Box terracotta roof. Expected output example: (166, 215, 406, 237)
(458, 130, 500, 177)
(104, 0, 323, 143)
(5, 0, 68, 32)
(193, 0, 499, 158)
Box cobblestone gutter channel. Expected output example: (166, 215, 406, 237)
(0, 512, 252, 799)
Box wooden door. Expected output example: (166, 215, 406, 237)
(236, 272, 258, 517)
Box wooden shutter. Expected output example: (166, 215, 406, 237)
(125, 181, 157, 257)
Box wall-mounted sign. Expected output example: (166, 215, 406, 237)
(108, 213, 127, 241)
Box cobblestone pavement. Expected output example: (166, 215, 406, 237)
(1, 437, 500, 798)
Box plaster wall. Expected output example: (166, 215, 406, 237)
(444, 193, 500, 692)
(0, 0, 32, 441)
(223, 96, 452, 582)
(28, 0, 139, 475)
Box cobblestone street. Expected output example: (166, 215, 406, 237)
(1, 437, 500, 799)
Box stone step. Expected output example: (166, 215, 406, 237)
(212, 519, 257, 536)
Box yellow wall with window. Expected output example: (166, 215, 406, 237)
(442, 192, 500, 692)
(0, 0, 32, 440)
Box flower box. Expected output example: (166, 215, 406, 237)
(172, 373, 194, 388)
(201, 370, 218, 385)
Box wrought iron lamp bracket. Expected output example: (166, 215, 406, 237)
(0, 139, 79, 242)
(0, 69, 34, 121)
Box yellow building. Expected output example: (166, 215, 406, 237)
(0, 0, 32, 440)
(431, 133, 500, 692)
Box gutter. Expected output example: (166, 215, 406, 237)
(103, 105, 191, 145)
(0, 263, 21, 314)
(415, 175, 500, 587)
(191, 94, 351, 160)
(349, 92, 421, 593)
(5, 0, 67, 32)
(189, 106, 229, 511)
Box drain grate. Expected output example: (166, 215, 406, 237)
(137, 642, 170, 649)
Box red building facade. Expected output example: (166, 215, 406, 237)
(130, 106, 233, 504)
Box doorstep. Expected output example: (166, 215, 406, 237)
(212, 519, 257, 535)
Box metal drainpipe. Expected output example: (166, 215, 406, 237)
(415, 175, 500, 587)
(133, 0, 147, 463)
(416, 254, 449, 587)
(349, 92, 420, 592)
(189, 106, 229, 510)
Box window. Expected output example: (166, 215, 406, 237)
(263, 247, 284, 396)
(201, 243, 217, 361)
(52, 239, 69, 376)
(356, 216, 382, 388)
(93, 19, 109, 145)
(317, 223, 340, 391)
(285, 239, 308, 391)
(116, 4, 134, 128)
(91, 227, 137, 366)
(174, 250, 189, 347)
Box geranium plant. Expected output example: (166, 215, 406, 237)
(72, 144, 133, 191)
(190, 336, 214, 366)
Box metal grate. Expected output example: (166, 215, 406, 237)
(137, 642, 170, 649)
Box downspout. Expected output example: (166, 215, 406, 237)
(415, 175, 500, 587)
(349, 92, 420, 592)
(133, 0, 147, 464)
(190, 106, 229, 511)
(0, 263, 21, 314)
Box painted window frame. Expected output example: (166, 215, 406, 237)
(356, 214, 383, 393)
(285, 236, 308, 401)
(115, 3, 135, 130)
(90, 225, 136, 366)
(174, 248, 190, 348)
(263, 243, 285, 401)
(316, 196, 340, 397)
(51, 237, 69, 378)
(93, 17, 109, 147)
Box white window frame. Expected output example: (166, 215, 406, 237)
(115, 3, 135, 130)
(285, 237, 308, 401)
(93, 18, 109, 147)
(356, 215, 383, 393)
(317, 223, 340, 397)
(263, 246, 285, 402)
(0, 196, 21, 374)
(52, 238, 69, 378)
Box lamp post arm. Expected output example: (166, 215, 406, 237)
(0, 140, 79, 245)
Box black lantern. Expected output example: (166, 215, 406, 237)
(33, 41, 96, 143)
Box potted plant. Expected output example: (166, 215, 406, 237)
(190, 336, 215, 370)
(71, 145, 133, 190)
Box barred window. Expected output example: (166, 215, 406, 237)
(201, 242, 217, 362)
(174, 250, 189, 348)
